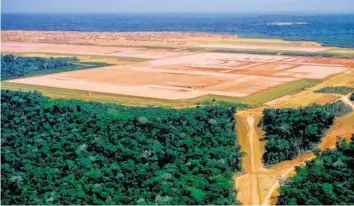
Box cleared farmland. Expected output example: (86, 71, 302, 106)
(4, 42, 352, 103)
(2, 33, 354, 107)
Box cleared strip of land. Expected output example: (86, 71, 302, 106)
(2, 42, 189, 59)
(7, 65, 298, 100)
(197, 43, 330, 52)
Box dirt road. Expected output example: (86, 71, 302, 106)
(342, 95, 354, 110)
(235, 96, 354, 205)
(236, 109, 264, 205)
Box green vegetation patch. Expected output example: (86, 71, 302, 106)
(315, 86, 354, 95)
(241, 79, 321, 106)
(262, 101, 352, 165)
(1, 54, 109, 80)
(1, 90, 243, 205)
(277, 135, 354, 205)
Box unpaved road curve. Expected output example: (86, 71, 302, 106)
(236, 110, 317, 206)
(236, 98, 353, 205)
(342, 95, 354, 110)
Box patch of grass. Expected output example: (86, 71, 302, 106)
(314, 86, 354, 95)
(240, 79, 321, 106)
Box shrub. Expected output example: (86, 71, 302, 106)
(315, 86, 354, 95)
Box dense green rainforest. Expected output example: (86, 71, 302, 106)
(262, 102, 352, 165)
(1, 90, 243, 205)
(277, 135, 354, 205)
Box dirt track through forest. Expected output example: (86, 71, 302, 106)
(236, 95, 354, 205)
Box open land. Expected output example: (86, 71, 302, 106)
(5, 31, 354, 57)
(2, 31, 322, 48)
(3, 33, 354, 103)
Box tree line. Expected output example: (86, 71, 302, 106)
(315, 86, 354, 95)
(1, 55, 108, 80)
(277, 134, 354, 205)
(262, 102, 352, 165)
(1, 90, 244, 205)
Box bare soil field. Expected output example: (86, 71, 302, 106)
(3, 30, 325, 48)
(146, 52, 350, 79)
(4, 41, 352, 101)
(2, 31, 239, 48)
(7, 65, 299, 100)
(196, 43, 329, 52)
(2, 42, 188, 59)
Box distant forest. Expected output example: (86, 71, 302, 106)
(262, 102, 352, 165)
(1, 55, 108, 80)
(1, 90, 243, 205)
(277, 135, 354, 205)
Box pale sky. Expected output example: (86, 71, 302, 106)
(2, 0, 354, 14)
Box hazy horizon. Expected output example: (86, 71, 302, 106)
(2, 0, 354, 14)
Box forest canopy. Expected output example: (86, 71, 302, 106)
(277, 135, 354, 205)
(262, 102, 352, 165)
(1, 90, 244, 205)
(1, 55, 107, 80)
(315, 86, 354, 95)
